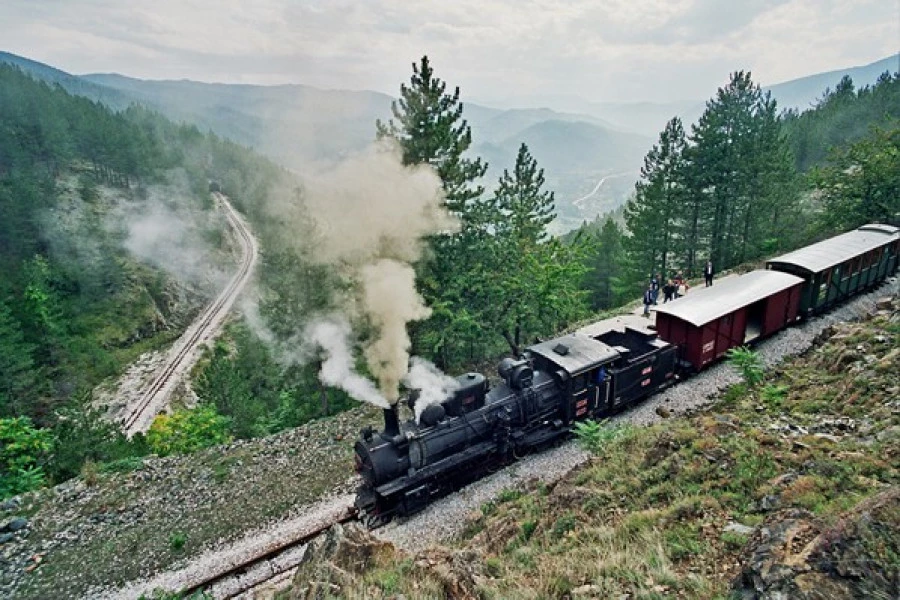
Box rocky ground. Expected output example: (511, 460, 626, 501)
(0, 408, 379, 599)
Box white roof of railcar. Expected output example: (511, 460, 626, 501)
(766, 224, 900, 274)
(653, 270, 804, 327)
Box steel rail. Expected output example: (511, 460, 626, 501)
(122, 193, 258, 434)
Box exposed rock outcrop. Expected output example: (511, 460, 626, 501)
(735, 487, 900, 599)
(290, 523, 391, 600)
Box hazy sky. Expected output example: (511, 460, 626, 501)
(2, 0, 897, 103)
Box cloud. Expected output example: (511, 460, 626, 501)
(1, 0, 895, 102)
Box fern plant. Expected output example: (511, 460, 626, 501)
(726, 346, 765, 388)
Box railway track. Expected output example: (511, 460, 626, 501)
(107, 495, 359, 600)
(122, 192, 259, 435)
(180, 505, 357, 599)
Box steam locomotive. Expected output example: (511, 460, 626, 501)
(353, 224, 900, 526)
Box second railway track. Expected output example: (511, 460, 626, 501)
(122, 192, 259, 435)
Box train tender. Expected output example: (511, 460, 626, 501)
(353, 223, 900, 525)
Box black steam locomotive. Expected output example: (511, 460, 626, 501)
(353, 223, 900, 526)
(354, 326, 677, 526)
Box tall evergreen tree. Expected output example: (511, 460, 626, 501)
(684, 71, 797, 271)
(0, 300, 39, 417)
(376, 56, 487, 217)
(624, 117, 687, 286)
(375, 56, 490, 366)
(483, 144, 587, 355)
(492, 143, 555, 244)
(815, 125, 900, 230)
(583, 217, 626, 310)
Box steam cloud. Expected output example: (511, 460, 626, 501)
(303, 316, 390, 409)
(292, 141, 458, 405)
(403, 357, 461, 421)
(360, 259, 432, 402)
(114, 172, 231, 292)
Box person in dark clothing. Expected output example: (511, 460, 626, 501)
(643, 285, 653, 316)
(650, 274, 660, 305)
(704, 260, 714, 287)
(663, 279, 676, 303)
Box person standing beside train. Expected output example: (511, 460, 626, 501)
(704, 260, 714, 287)
(663, 279, 676, 303)
(673, 271, 685, 298)
(643, 285, 653, 316)
(650, 273, 660, 305)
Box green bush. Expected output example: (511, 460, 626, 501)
(169, 531, 187, 551)
(760, 384, 789, 409)
(0, 416, 52, 498)
(573, 419, 633, 454)
(147, 404, 232, 456)
(726, 346, 765, 388)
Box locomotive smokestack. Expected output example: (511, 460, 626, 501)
(382, 406, 400, 438)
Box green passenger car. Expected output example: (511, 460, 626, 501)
(766, 224, 900, 315)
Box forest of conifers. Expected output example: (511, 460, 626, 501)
(0, 59, 897, 498)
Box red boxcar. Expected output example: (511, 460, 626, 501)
(653, 270, 804, 371)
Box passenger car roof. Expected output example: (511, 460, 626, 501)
(766, 225, 900, 274)
(528, 333, 620, 374)
(653, 270, 804, 327)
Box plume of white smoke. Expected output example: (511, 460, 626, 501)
(281, 141, 458, 404)
(303, 316, 390, 409)
(360, 259, 431, 402)
(404, 357, 461, 422)
(115, 175, 231, 292)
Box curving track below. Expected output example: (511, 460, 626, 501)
(121, 192, 259, 436)
(108, 494, 357, 600)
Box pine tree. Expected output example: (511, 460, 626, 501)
(483, 144, 587, 355)
(493, 143, 555, 245)
(583, 217, 626, 310)
(376, 55, 487, 217)
(816, 125, 900, 229)
(0, 300, 39, 417)
(684, 71, 797, 270)
(624, 117, 687, 286)
(376, 56, 490, 366)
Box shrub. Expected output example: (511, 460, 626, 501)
(760, 384, 789, 409)
(552, 513, 577, 538)
(169, 531, 187, 551)
(520, 519, 538, 541)
(573, 419, 633, 454)
(726, 346, 765, 388)
(0, 416, 52, 498)
(147, 404, 232, 456)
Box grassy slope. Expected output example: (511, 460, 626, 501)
(331, 299, 899, 599)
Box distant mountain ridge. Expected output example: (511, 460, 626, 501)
(1, 53, 652, 230)
(0, 51, 134, 109)
(2, 50, 895, 232)
(766, 54, 899, 111)
(472, 54, 899, 137)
